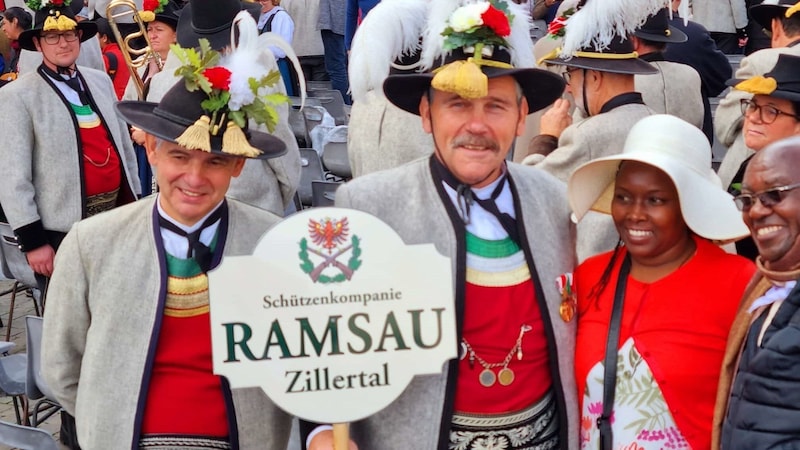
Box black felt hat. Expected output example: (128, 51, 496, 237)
(383, 47, 565, 116)
(750, 0, 800, 32)
(633, 8, 687, 43)
(176, 0, 260, 50)
(382, 0, 565, 116)
(728, 53, 800, 102)
(18, 0, 98, 52)
(116, 79, 287, 160)
(543, 35, 658, 75)
(141, 0, 183, 30)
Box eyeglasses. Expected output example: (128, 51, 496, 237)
(40, 30, 80, 45)
(561, 67, 581, 84)
(740, 98, 800, 124)
(733, 182, 800, 211)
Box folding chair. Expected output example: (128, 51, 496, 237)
(0, 222, 41, 341)
(297, 149, 326, 209)
(0, 419, 59, 450)
(311, 181, 341, 207)
(322, 136, 352, 180)
(0, 346, 28, 425)
(308, 89, 348, 125)
(25, 316, 61, 427)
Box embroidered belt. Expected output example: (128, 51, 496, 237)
(139, 434, 231, 449)
(449, 390, 559, 450)
(86, 189, 119, 217)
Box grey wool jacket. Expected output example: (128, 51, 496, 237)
(0, 65, 141, 248)
(635, 60, 705, 132)
(334, 157, 579, 449)
(41, 197, 292, 449)
(524, 101, 655, 262)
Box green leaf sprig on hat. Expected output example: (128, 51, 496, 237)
(170, 39, 288, 157)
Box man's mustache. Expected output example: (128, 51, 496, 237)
(451, 135, 499, 151)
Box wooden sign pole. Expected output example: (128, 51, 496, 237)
(333, 423, 350, 450)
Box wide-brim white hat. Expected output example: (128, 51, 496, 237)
(568, 114, 749, 241)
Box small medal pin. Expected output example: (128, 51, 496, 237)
(557, 273, 576, 322)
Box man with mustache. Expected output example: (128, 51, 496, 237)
(306, 1, 578, 448)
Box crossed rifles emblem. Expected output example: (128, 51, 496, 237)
(299, 217, 362, 284)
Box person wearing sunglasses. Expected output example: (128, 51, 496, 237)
(724, 53, 800, 259)
(714, 136, 800, 449)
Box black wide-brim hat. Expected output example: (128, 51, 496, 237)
(18, 4, 98, 52)
(751, 0, 796, 31)
(150, 0, 183, 30)
(727, 53, 800, 102)
(116, 80, 287, 160)
(633, 8, 688, 43)
(545, 35, 658, 75)
(383, 47, 566, 116)
(176, 0, 260, 50)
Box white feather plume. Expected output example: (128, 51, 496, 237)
(219, 11, 305, 108)
(419, 0, 464, 70)
(349, 0, 430, 102)
(505, 0, 535, 68)
(560, 0, 670, 57)
(218, 11, 303, 111)
(420, 0, 535, 69)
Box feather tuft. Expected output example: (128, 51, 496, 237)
(560, 0, 670, 57)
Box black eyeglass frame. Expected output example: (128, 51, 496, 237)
(561, 67, 582, 84)
(740, 98, 800, 124)
(39, 30, 80, 45)
(733, 182, 800, 211)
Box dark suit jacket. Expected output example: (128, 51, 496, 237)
(664, 14, 733, 143)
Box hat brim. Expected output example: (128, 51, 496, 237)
(750, 4, 787, 32)
(568, 152, 749, 241)
(18, 21, 98, 52)
(382, 66, 566, 116)
(115, 101, 287, 160)
(726, 78, 800, 102)
(546, 56, 658, 75)
(633, 25, 688, 43)
(176, 1, 260, 50)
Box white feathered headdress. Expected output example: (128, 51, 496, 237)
(348, 0, 430, 102)
(559, 0, 675, 57)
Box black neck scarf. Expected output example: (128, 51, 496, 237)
(41, 64, 89, 105)
(158, 206, 224, 273)
(431, 157, 519, 244)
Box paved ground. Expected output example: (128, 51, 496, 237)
(0, 279, 64, 449)
(0, 278, 303, 450)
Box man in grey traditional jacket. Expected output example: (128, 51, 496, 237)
(715, 0, 800, 188)
(523, 0, 658, 261)
(632, 8, 705, 132)
(306, 1, 578, 448)
(0, 1, 140, 282)
(42, 42, 292, 448)
(146, 0, 301, 216)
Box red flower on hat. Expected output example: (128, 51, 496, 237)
(481, 4, 510, 37)
(143, 0, 168, 13)
(203, 66, 232, 91)
(50, 0, 65, 5)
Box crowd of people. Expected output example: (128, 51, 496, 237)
(1, 0, 800, 449)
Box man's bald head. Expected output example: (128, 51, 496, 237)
(741, 136, 800, 271)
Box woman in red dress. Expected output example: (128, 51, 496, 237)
(567, 114, 756, 449)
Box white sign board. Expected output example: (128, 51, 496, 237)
(208, 207, 457, 423)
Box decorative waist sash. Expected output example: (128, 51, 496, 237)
(86, 188, 118, 217)
(450, 389, 559, 450)
(139, 434, 231, 449)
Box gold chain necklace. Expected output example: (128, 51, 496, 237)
(461, 324, 532, 387)
(83, 146, 112, 168)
